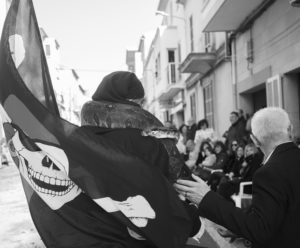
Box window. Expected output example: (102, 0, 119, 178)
(203, 82, 214, 127)
(167, 50, 176, 84)
(163, 110, 170, 122)
(189, 15, 194, 52)
(45, 44, 51, 56)
(204, 32, 215, 52)
(204, 32, 211, 52)
(266, 75, 283, 107)
(190, 93, 196, 120)
(168, 50, 175, 63)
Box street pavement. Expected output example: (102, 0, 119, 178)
(0, 163, 247, 248)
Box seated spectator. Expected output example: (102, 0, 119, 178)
(222, 140, 239, 174)
(207, 141, 229, 191)
(212, 141, 229, 171)
(185, 139, 200, 170)
(238, 143, 263, 192)
(227, 145, 245, 179)
(199, 145, 217, 169)
(217, 143, 263, 203)
(195, 140, 213, 165)
(207, 144, 244, 192)
(193, 142, 216, 181)
(176, 124, 188, 159)
(186, 118, 197, 141)
(194, 119, 216, 147)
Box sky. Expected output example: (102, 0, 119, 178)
(32, 0, 161, 93)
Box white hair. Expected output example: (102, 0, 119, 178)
(251, 107, 291, 145)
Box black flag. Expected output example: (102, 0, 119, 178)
(0, 0, 192, 247)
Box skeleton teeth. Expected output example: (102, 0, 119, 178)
(50, 178, 55, 185)
(40, 174, 44, 181)
(44, 176, 50, 184)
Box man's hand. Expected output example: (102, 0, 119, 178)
(174, 174, 210, 206)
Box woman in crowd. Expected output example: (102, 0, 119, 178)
(176, 124, 188, 160)
(224, 140, 239, 174)
(207, 141, 229, 191)
(193, 141, 216, 181)
(227, 145, 245, 179)
(194, 119, 216, 147)
(238, 143, 263, 191)
(207, 143, 244, 192)
(217, 143, 262, 203)
(184, 139, 201, 170)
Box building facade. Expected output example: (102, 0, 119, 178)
(135, 0, 300, 139)
(40, 28, 88, 125)
(0, 5, 88, 126)
(138, 0, 234, 136)
(178, 0, 234, 136)
(203, 0, 300, 137)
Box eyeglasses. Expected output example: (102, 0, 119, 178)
(250, 132, 262, 146)
(232, 143, 238, 146)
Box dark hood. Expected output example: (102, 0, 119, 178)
(92, 71, 144, 107)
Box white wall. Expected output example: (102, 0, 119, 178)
(236, 0, 300, 84)
(213, 62, 233, 137)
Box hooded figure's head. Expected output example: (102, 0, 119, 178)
(92, 71, 144, 107)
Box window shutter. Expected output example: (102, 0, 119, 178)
(266, 75, 283, 107)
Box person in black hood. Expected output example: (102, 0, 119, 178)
(81, 71, 202, 247)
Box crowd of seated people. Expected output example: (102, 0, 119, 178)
(172, 110, 299, 244)
(175, 110, 265, 204)
(173, 109, 300, 205)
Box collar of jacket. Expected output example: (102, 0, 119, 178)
(263, 142, 296, 165)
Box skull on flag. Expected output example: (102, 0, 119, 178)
(4, 121, 81, 210)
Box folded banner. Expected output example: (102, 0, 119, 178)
(0, 0, 192, 247)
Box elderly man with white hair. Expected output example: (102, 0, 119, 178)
(174, 107, 300, 248)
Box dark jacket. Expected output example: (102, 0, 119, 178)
(186, 124, 197, 141)
(198, 142, 300, 248)
(240, 152, 263, 182)
(230, 155, 244, 177)
(83, 126, 170, 177)
(212, 152, 228, 171)
(225, 118, 248, 151)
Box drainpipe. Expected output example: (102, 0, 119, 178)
(230, 33, 238, 110)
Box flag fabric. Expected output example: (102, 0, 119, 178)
(0, 0, 193, 247)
